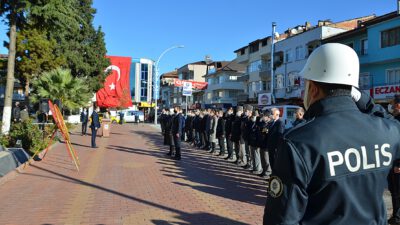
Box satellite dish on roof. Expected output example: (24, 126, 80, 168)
(274, 32, 280, 39)
(291, 29, 298, 34)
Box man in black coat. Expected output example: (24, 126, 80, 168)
(80, 108, 89, 136)
(216, 109, 226, 156)
(203, 109, 212, 150)
(257, 110, 273, 178)
(12, 101, 21, 122)
(266, 107, 285, 170)
(171, 106, 184, 160)
(291, 107, 305, 128)
(230, 106, 243, 163)
(90, 107, 101, 148)
(166, 108, 175, 156)
(224, 108, 234, 160)
(388, 95, 400, 225)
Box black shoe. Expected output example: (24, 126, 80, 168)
(166, 152, 172, 156)
(92, 146, 98, 148)
(173, 156, 181, 160)
(243, 164, 251, 169)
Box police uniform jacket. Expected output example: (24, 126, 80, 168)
(263, 95, 400, 225)
(292, 118, 305, 127)
(230, 116, 242, 142)
(185, 115, 192, 132)
(216, 117, 226, 138)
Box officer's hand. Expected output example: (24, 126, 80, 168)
(394, 167, 400, 173)
(176, 133, 179, 138)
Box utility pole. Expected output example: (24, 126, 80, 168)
(270, 22, 276, 104)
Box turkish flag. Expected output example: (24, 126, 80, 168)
(96, 56, 133, 108)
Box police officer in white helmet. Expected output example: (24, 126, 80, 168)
(263, 43, 400, 225)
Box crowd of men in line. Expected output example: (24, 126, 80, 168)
(158, 105, 305, 178)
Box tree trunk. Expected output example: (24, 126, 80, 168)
(1, 7, 17, 134)
(24, 77, 30, 109)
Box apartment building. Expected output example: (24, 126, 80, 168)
(160, 70, 178, 108)
(233, 15, 375, 106)
(203, 61, 246, 108)
(129, 58, 155, 108)
(324, 11, 400, 104)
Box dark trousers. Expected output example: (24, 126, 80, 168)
(226, 136, 233, 157)
(91, 127, 97, 147)
(389, 171, 400, 220)
(82, 122, 87, 135)
(218, 136, 225, 154)
(173, 135, 181, 157)
(268, 148, 276, 171)
(260, 148, 272, 175)
(234, 141, 240, 159)
(204, 132, 211, 149)
(168, 133, 175, 154)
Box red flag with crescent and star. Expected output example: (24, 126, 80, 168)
(96, 56, 133, 108)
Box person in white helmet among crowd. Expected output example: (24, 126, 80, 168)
(263, 43, 400, 225)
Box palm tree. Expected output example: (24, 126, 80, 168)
(31, 68, 92, 111)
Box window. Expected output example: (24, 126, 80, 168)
(229, 76, 238, 81)
(228, 90, 238, 97)
(381, 27, 400, 48)
(207, 93, 212, 100)
(288, 71, 300, 87)
(295, 46, 304, 60)
(285, 49, 293, 63)
(247, 60, 262, 73)
(361, 39, 368, 55)
(262, 81, 267, 91)
(141, 64, 148, 80)
(261, 39, 268, 47)
(276, 74, 284, 89)
(359, 73, 371, 89)
(386, 68, 400, 85)
(249, 43, 259, 53)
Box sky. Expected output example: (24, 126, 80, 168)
(0, 0, 397, 74)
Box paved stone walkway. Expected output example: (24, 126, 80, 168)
(0, 124, 266, 225)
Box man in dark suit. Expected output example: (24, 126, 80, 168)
(90, 107, 101, 148)
(266, 107, 285, 170)
(80, 108, 89, 135)
(172, 106, 184, 160)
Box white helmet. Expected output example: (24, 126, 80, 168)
(300, 43, 359, 88)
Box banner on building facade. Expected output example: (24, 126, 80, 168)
(182, 82, 193, 96)
(96, 56, 133, 108)
(372, 84, 400, 100)
(258, 93, 272, 106)
(174, 79, 208, 90)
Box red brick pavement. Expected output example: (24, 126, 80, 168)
(0, 124, 267, 225)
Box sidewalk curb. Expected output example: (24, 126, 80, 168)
(0, 140, 60, 187)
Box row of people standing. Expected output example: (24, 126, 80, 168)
(159, 105, 305, 178)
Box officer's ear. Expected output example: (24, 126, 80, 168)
(309, 81, 325, 103)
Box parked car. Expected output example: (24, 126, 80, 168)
(124, 110, 144, 122)
(261, 105, 301, 129)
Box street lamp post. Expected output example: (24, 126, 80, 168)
(154, 45, 184, 125)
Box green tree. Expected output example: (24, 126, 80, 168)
(30, 68, 92, 111)
(16, 25, 66, 98)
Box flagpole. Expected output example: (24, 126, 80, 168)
(154, 45, 184, 125)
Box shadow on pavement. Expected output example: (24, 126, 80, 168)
(107, 129, 268, 206)
(23, 164, 250, 225)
